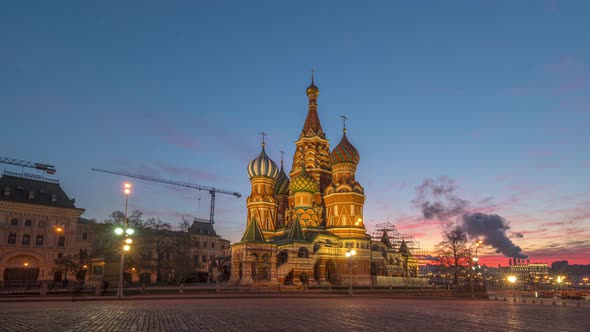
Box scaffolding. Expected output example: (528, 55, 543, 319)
(371, 222, 427, 257)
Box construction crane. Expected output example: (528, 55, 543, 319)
(0, 156, 56, 174)
(91, 168, 241, 225)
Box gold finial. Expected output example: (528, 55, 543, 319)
(340, 115, 348, 133)
(260, 132, 267, 147)
(306, 69, 319, 96)
(280, 150, 285, 166)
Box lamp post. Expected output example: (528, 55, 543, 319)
(346, 218, 362, 296)
(116, 182, 133, 298)
(508, 275, 517, 300)
(54, 225, 73, 282)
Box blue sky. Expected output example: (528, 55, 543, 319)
(1, 1, 589, 264)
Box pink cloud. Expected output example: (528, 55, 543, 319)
(527, 148, 554, 158)
(156, 161, 225, 183)
(143, 116, 202, 151)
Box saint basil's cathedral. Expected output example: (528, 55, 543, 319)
(230, 77, 419, 286)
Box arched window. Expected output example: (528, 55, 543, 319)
(10, 219, 18, 226)
(298, 247, 309, 258)
(25, 220, 32, 227)
(277, 250, 289, 268)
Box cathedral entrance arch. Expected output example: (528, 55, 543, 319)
(325, 260, 337, 284)
(313, 261, 321, 283)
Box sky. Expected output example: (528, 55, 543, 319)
(1, 1, 589, 266)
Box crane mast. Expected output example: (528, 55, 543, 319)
(91, 168, 241, 225)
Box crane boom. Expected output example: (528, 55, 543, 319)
(0, 156, 56, 174)
(91, 168, 241, 225)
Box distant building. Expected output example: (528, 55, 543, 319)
(0, 171, 233, 287)
(508, 258, 549, 284)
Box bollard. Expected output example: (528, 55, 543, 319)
(179, 283, 184, 294)
(40, 283, 48, 296)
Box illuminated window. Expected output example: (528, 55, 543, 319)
(36, 235, 44, 246)
(22, 234, 30, 245)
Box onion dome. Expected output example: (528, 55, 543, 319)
(274, 163, 290, 195)
(330, 132, 360, 165)
(289, 166, 319, 194)
(306, 81, 319, 96)
(247, 146, 279, 179)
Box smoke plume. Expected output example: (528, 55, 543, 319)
(414, 176, 527, 258)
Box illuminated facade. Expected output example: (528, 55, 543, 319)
(231, 78, 419, 286)
(0, 172, 94, 285)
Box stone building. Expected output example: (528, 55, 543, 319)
(0, 171, 95, 285)
(231, 78, 419, 287)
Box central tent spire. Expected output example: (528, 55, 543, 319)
(301, 70, 325, 139)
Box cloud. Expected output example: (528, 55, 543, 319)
(413, 176, 528, 258)
(156, 161, 225, 183)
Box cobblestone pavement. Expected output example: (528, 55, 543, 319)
(0, 297, 587, 332)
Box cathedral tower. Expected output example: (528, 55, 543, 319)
(323, 124, 366, 238)
(246, 141, 279, 235)
(274, 154, 290, 229)
(290, 75, 332, 196)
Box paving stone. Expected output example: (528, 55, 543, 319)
(0, 297, 586, 332)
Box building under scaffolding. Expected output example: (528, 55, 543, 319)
(370, 222, 428, 277)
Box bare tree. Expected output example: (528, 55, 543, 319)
(144, 218, 176, 282)
(435, 226, 470, 285)
(104, 210, 145, 229)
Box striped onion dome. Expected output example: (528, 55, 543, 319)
(274, 164, 290, 195)
(289, 166, 319, 194)
(247, 146, 279, 179)
(329, 132, 360, 165)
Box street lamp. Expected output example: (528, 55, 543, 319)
(116, 182, 133, 298)
(346, 218, 362, 296)
(508, 275, 517, 299)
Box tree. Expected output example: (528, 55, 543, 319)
(104, 210, 145, 229)
(53, 254, 86, 282)
(176, 216, 194, 282)
(435, 226, 470, 285)
(144, 218, 176, 282)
